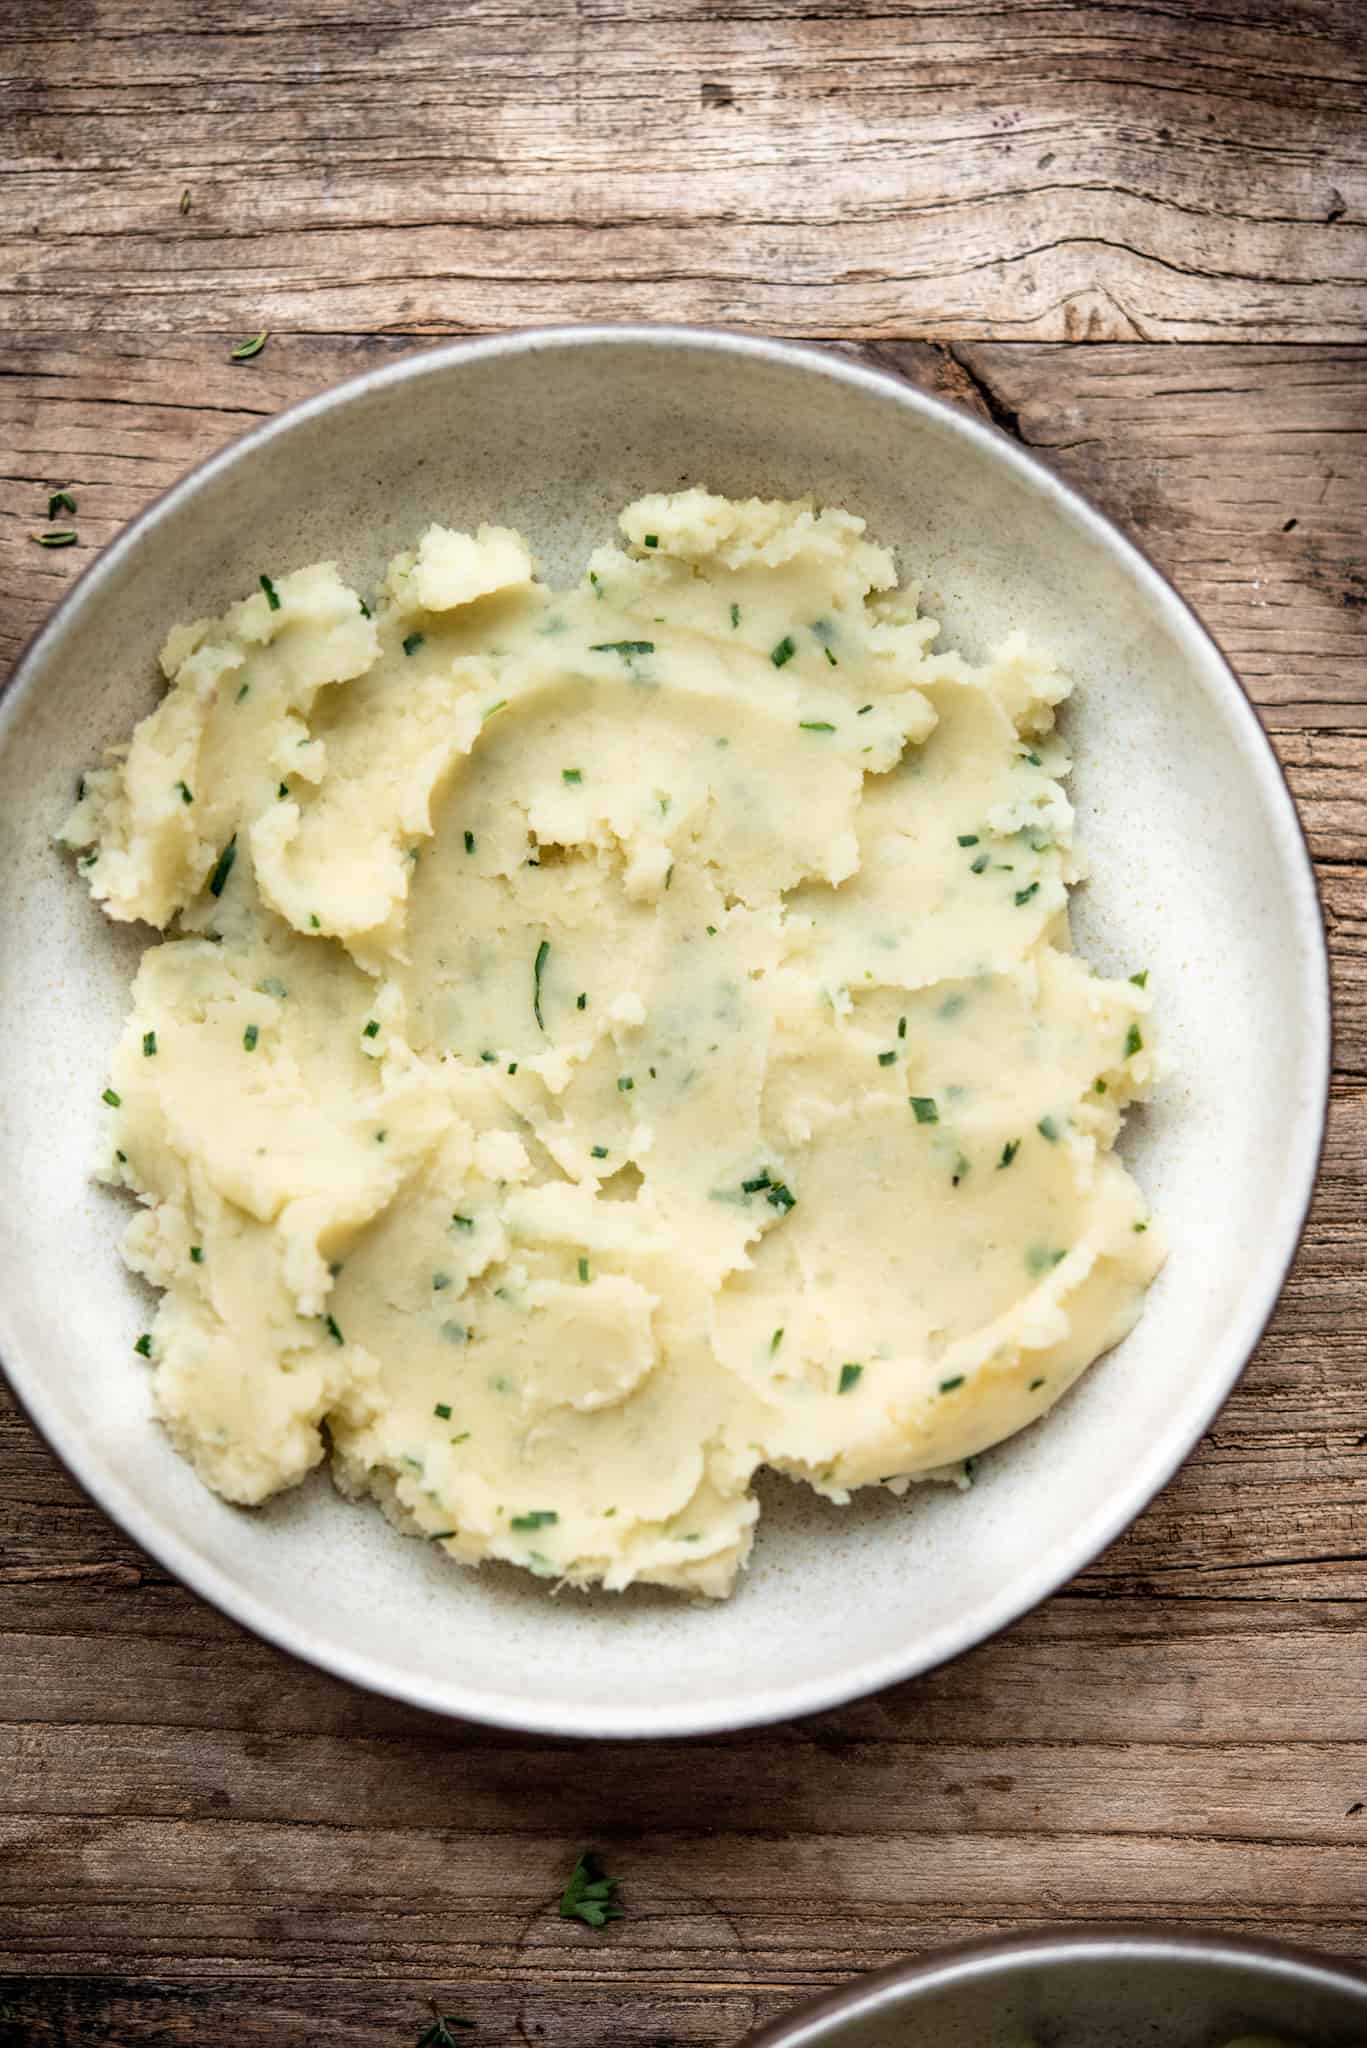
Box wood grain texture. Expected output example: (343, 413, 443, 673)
(3, 0, 1366, 343)
(3, 0, 1367, 2042)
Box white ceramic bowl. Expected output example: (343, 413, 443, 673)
(0, 328, 1329, 1737)
(742, 1928, 1367, 2046)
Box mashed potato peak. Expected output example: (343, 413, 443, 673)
(64, 490, 1163, 1599)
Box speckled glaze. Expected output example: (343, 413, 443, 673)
(741, 1927, 1367, 2047)
(0, 328, 1330, 1737)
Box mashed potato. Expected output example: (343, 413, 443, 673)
(63, 490, 1162, 1598)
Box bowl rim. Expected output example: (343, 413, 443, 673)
(0, 323, 1332, 1738)
(740, 1924, 1367, 2044)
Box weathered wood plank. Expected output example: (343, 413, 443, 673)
(2, 1, 1365, 343)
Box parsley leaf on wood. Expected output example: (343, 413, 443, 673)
(559, 1849, 623, 1929)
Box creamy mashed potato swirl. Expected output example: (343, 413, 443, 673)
(64, 490, 1163, 1598)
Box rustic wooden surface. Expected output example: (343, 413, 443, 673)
(4, 1, 1367, 2043)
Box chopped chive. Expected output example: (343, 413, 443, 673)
(142, 1030, 157, 1057)
(590, 640, 654, 657)
(706, 924, 717, 935)
(741, 1171, 772, 1193)
(799, 720, 836, 733)
(729, 601, 740, 628)
(766, 1181, 796, 1212)
(363, 1019, 380, 1039)
(276, 782, 290, 801)
(838, 1362, 863, 1394)
(401, 631, 426, 658)
(482, 699, 508, 721)
(939, 1374, 965, 1393)
(451, 1432, 471, 1444)
(644, 533, 659, 547)
(325, 1314, 344, 1344)
(957, 833, 979, 847)
(771, 635, 797, 667)
(1015, 881, 1040, 907)
(590, 1145, 608, 1159)
(433, 1272, 452, 1291)
(428, 1530, 456, 1542)
(507, 1061, 518, 1075)
(464, 829, 475, 854)
(951, 1153, 970, 1186)
(1037, 1115, 1060, 1141)
(878, 1050, 897, 1066)
(259, 573, 280, 611)
(479, 1049, 497, 1063)
(243, 1023, 259, 1051)
(1030, 1376, 1046, 1391)
(897, 1016, 907, 1039)
(970, 852, 990, 874)
(358, 597, 372, 618)
(1019, 748, 1042, 766)
(179, 187, 192, 213)
(770, 1327, 784, 1354)
(434, 1402, 452, 1419)
(1133, 1221, 1149, 1233)
(578, 1256, 590, 1284)
(102, 1087, 121, 1108)
(533, 937, 551, 1032)
(618, 1075, 634, 1092)
(825, 647, 839, 667)
(309, 912, 320, 929)
(170, 779, 193, 805)
(562, 767, 583, 784)
(511, 1509, 558, 1530)
(1094, 1076, 1107, 1094)
(190, 1246, 203, 1263)
(999, 1138, 1020, 1168)
(910, 1096, 939, 1124)
(133, 1333, 152, 1357)
(207, 834, 238, 898)
(451, 1213, 474, 1230)
(1124, 1022, 1144, 1057)
(48, 489, 77, 519)
(576, 992, 587, 1010)
(235, 681, 249, 703)
(1130, 969, 1149, 988)
(230, 331, 269, 361)
(31, 529, 78, 548)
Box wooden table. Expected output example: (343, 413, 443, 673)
(4, 3, 1366, 2041)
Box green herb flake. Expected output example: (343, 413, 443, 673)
(562, 767, 583, 784)
(578, 1255, 590, 1285)
(309, 912, 321, 929)
(142, 1030, 157, 1057)
(957, 833, 979, 846)
(951, 1153, 970, 1186)
(618, 1075, 634, 1092)
(175, 779, 194, 804)
(416, 2013, 477, 2047)
(970, 851, 990, 874)
(463, 829, 476, 854)
(590, 639, 654, 658)
(770, 634, 797, 668)
(451, 1213, 475, 1231)
(939, 1374, 966, 1393)
(577, 991, 588, 1010)
(1019, 748, 1043, 767)
(102, 1087, 121, 1108)
(511, 1509, 558, 1530)
(241, 1023, 258, 1051)
(482, 699, 508, 722)
(1037, 1114, 1060, 1141)
(325, 1313, 344, 1344)
(559, 1849, 622, 1930)
(358, 597, 372, 618)
(479, 1050, 497, 1064)
(729, 601, 741, 628)
(1094, 1076, 1107, 1094)
(363, 1019, 380, 1039)
(706, 924, 717, 936)
(533, 937, 551, 1031)
(230, 331, 269, 361)
(799, 719, 836, 733)
(1130, 969, 1149, 988)
(999, 1138, 1020, 1168)
(910, 1096, 939, 1124)
(48, 489, 77, 519)
(259, 572, 281, 611)
(741, 1171, 772, 1193)
(825, 647, 839, 667)
(1124, 1022, 1144, 1058)
(770, 1327, 784, 1354)
(644, 533, 659, 548)
(878, 1050, 897, 1066)
(31, 529, 78, 548)
(190, 1246, 203, 1263)
(1029, 1376, 1047, 1391)
(1015, 881, 1040, 907)
(766, 1181, 796, 1212)
(402, 630, 426, 657)
(838, 1362, 863, 1394)
(133, 1333, 153, 1357)
(207, 833, 238, 898)
(591, 1145, 608, 1159)
(432, 1272, 452, 1291)
(235, 681, 250, 703)
(897, 1015, 907, 1039)
(434, 1402, 452, 1420)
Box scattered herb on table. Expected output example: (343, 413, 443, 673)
(31, 529, 77, 548)
(416, 2011, 476, 2047)
(559, 1850, 623, 1929)
(48, 489, 76, 519)
(230, 331, 269, 361)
